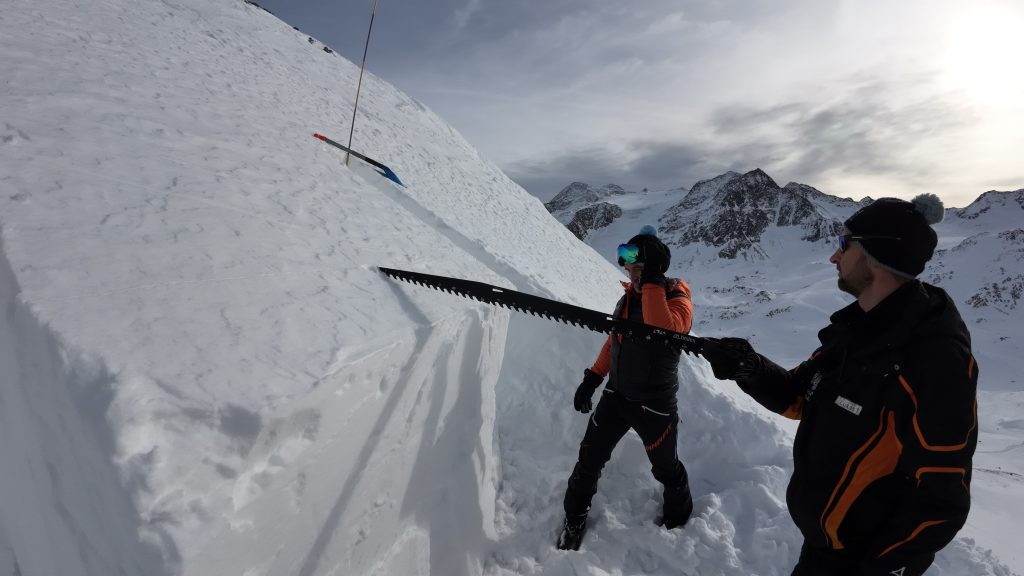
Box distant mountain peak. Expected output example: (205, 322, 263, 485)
(598, 183, 626, 195)
(956, 188, 1024, 220)
(652, 169, 847, 257)
(545, 182, 595, 212)
(738, 167, 776, 185)
(543, 169, 858, 258)
(544, 181, 633, 232)
(716, 168, 782, 209)
(545, 181, 627, 214)
(674, 171, 743, 211)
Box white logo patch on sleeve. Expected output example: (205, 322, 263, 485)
(834, 395, 863, 416)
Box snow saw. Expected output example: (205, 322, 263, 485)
(378, 267, 706, 356)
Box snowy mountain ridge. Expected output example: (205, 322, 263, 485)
(547, 171, 1024, 391)
(550, 169, 862, 257)
(549, 168, 1022, 264)
(545, 182, 631, 225)
(953, 188, 1024, 225)
(659, 169, 848, 258)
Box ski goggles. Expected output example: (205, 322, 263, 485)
(617, 243, 641, 266)
(837, 234, 902, 253)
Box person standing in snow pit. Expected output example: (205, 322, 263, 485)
(556, 225, 695, 551)
(702, 194, 978, 576)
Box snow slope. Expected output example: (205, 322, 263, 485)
(0, 0, 1018, 575)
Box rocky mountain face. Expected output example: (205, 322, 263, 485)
(929, 190, 1024, 314)
(543, 168, 858, 259)
(545, 182, 628, 228)
(658, 169, 854, 258)
(567, 202, 623, 240)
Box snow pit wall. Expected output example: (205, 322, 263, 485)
(0, 234, 165, 576)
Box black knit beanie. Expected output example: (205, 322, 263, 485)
(843, 194, 944, 277)
(627, 225, 671, 274)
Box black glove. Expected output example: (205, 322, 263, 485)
(701, 337, 762, 382)
(573, 369, 604, 413)
(635, 237, 671, 285)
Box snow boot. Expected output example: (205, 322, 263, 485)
(555, 514, 588, 550)
(658, 482, 694, 529)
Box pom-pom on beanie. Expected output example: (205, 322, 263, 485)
(843, 194, 944, 277)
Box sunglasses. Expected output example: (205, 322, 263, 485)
(837, 234, 903, 252)
(617, 243, 641, 266)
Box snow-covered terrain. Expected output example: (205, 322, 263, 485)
(1, 0, 1020, 575)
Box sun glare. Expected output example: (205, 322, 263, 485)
(944, 5, 1024, 106)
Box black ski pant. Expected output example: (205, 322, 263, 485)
(790, 541, 928, 576)
(563, 389, 691, 520)
(790, 542, 858, 576)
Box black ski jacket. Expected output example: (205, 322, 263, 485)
(741, 281, 977, 575)
(590, 279, 693, 401)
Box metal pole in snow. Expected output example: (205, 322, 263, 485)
(345, 0, 379, 166)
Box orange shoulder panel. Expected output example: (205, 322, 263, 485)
(641, 280, 692, 333)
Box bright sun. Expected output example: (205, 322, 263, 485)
(944, 5, 1024, 106)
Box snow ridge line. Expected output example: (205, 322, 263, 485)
(0, 230, 168, 575)
(352, 165, 548, 295)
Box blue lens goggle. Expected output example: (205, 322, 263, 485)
(617, 243, 640, 266)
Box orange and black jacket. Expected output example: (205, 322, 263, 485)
(741, 280, 977, 574)
(589, 279, 693, 402)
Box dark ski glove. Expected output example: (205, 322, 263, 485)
(636, 237, 671, 285)
(573, 369, 604, 413)
(702, 337, 762, 382)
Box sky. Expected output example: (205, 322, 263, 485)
(1, 0, 1022, 574)
(252, 0, 1024, 205)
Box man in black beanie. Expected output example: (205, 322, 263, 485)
(703, 194, 978, 575)
(556, 225, 696, 550)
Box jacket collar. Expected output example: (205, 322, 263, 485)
(825, 281, 931, 355)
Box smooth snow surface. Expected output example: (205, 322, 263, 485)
(1, 0, 1020, 575)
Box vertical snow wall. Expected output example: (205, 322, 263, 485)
(0, 234, 166, 576)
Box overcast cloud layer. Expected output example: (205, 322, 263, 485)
(258, 0, 1024, 205)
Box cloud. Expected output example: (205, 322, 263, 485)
(262, 0, 1023, 207)
(709, 77, 978, 188)
(506, 75, 981, 202)
(626, 141, 737, 189)
(505, 148, 628, 200)
(452, 0, 482, 31)
(505, 140, 740, 199)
